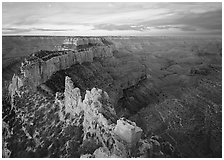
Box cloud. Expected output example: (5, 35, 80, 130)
(2, 2, 222, 36)
(2, 27, 31, 34)
(2, 27, 76, 35)
(33, 28, 74, 32)
(94, 24, 149, 31)
(154, 25, 196, 31)
(141, 9, 222, 31)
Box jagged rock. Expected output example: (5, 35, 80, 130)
(54, 92, 65, 121)
(8, 74, 23, 98)
(114, 118, 143, 148)
(64, 76, 82, 116)
(61, 76, 141, 157)
(93, 147, 110, 158)
(8, 74, 24, 111)
(81, 87, 117, 147)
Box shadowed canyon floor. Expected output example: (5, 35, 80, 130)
(2, 36, 222, 158)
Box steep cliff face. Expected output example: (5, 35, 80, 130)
(21, 45, 114, 88)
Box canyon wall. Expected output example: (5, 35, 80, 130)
(10, 37, 147, 111)
(20, 38, 114, 88)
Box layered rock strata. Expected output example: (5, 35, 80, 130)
(21, 45, 114, 88)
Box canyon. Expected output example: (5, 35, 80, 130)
(2, 36, 222, 158)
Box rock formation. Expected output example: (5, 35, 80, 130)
(64, 76, 83, 116)
(8, 37, 147, 116)
(3, 70, 176, 158)
(114, 118, 142, 147)
(54, 76, 173, 158)
(58, 76, 128, 157)
(8, 74, 23, 97)
(20, 44, 114, 88)
(5, 37, 114, 92)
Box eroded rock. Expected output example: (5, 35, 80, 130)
(64, 76, 82, 116)
(60, 76, 141, 157)
(114, 118, 142, 147)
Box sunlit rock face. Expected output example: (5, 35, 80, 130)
(58, 76, 174, 158)
(9, 37, 115, 91)
(20, 45, 114, 88)
(8, 74, 23, 97)
(61, 76, 128, 157)
(114, 118, 142, 147)
(64, 76, 82, 116)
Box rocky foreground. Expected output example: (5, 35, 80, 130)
(3, 75, 177, 158)
(2, 36, 222, 158)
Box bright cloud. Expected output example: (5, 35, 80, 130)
(2, 2, 222, 36)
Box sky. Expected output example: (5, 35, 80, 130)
(2, 2, 222, 36)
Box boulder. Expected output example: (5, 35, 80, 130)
(114, 118, 143, 147)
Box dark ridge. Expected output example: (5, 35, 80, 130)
(117, 78, 161, 115)
(42, 61, 107, 99)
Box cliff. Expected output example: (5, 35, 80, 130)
(55, 76, 174, 158)
(9, 37, 147, 113)
(21, 45, 114, 88)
